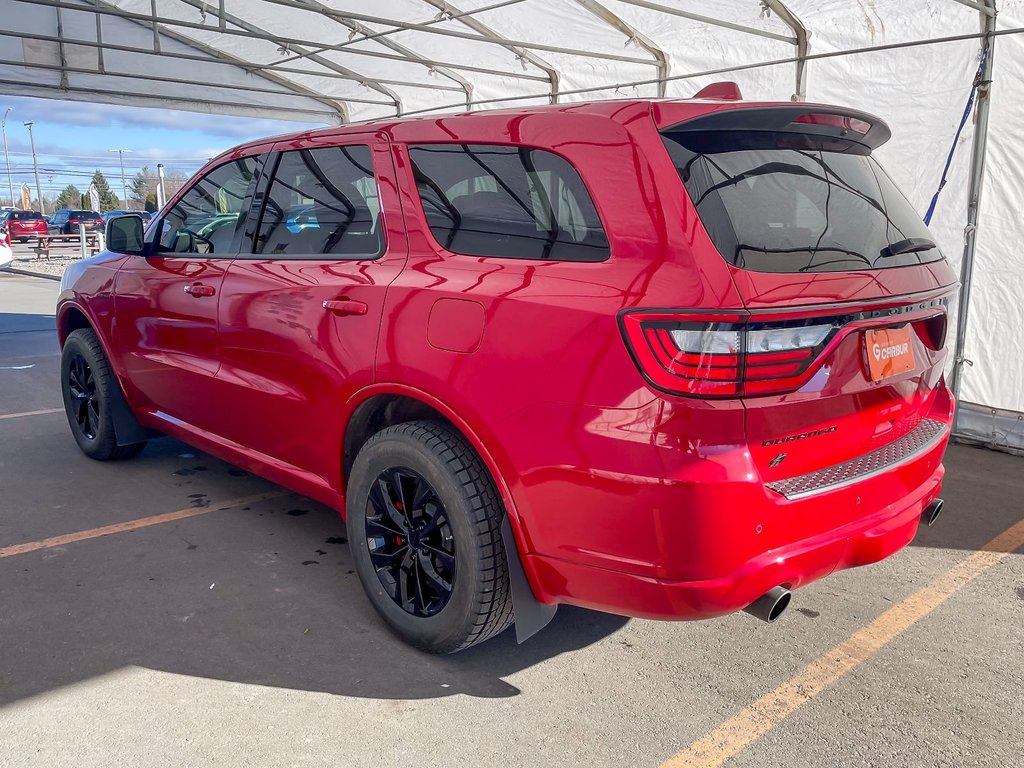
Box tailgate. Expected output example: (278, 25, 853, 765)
(741, 290, 954, 485)
(656, 103, 958, 483)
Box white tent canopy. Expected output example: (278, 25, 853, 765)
(2, 0, 1022, 449)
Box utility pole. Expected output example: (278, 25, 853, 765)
(23, 121, 43, 215)
(110, 148, 131, 208)
(2, 107, 13, 208)
(156, 163, 166, 209)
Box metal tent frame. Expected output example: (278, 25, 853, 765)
(0, 0, 1015, 441)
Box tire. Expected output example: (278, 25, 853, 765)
(17, 237, 27, 243)
(61, 328, 147, 461)
(347, 420, 514, 653)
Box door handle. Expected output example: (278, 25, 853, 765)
(184, 283, 216, 297)
(323, 298, 368, 317)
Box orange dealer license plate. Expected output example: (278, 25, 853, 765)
(865, 325, 916, 382)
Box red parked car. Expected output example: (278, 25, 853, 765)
(2, 210, 48, 242)
(56, 92, 954, 653)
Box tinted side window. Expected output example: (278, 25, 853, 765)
(255, 145, 382, 258)
(408, 144, 609, 262)
(158, 157, 258, 255)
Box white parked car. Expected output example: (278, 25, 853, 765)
(0, 224, 12, 267)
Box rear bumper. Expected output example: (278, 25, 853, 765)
(505, 383, 953, 620)
(526, 461, 943, 620)
(10, 227, 46, 238)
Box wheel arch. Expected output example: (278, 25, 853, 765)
(341, 385, 522, 532)
(56, 302, 95, 348)
(340, 384, 557, 642)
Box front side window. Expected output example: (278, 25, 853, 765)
(255, 145, 382, 258)
(158, 156, 258, 255)
(409, 144, 609, 262)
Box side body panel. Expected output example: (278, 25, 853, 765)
(214, 132, 408, 497)
(113, 257, 228, 427)
(109, 144, 269, 432)
(56, 252, 130, 353)
(378, 106, 748, 568)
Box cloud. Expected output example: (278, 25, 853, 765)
(2, 95, 322, 140)
(4, 135, 218, 165)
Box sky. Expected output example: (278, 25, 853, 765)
(0, 94, 324, 209)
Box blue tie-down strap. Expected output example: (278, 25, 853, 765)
(924, 45, 990, 226)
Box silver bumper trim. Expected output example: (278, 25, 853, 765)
(765, 418, 949, 501)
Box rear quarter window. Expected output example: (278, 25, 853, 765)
(408, 143, 610, 262)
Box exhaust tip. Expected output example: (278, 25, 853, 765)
(742, 586, 791, 623)
(923, 498, 944, 527)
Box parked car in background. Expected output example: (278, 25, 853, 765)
(48, 209, 104, 235)
(57, 91, 955, 653)
(0, 220, 12, 266)
(101, 210, 153, 225)
(1, 210, 48, 242)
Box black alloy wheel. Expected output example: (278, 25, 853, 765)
(66, 353, 100, 440)
(60, 328, 147, 461)
(346, 421, 514, 653)
(365, 468, 456, 618)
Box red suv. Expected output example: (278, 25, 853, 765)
(2, 210, 48, 242)
(57, 95, 954, 653)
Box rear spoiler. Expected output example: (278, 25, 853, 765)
(661, 105, 892, 151)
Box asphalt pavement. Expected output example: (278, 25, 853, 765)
(0, 270, 1021, 768)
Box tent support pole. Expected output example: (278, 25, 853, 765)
(420, 0, 562, 104)
(761, 0, 809, 101)
(573, 0, 669, 96)
(950, 0, 997, 435)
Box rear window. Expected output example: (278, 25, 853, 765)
(9, 211, 43, 220)
(660, 130, 944, 273)
(408, 144, 609, 262)
(70, 210, 101, 219)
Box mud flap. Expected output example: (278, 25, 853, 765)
(108, 379, 157, 446)
(501, 516, 557, 643)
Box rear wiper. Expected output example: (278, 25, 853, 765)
(880, 237, 935, 258)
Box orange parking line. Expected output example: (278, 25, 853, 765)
(0, 491, 290, 559)
(0, 407, 63, 420)
(661, 518, 1024, 768)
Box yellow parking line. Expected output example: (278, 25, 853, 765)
(661, 518, 1024, 768)
(0, 491, 290, 559)
(0, 407, 63, 420)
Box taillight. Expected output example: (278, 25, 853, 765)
(915, 314, 947, 351)
(620, 312, 836, 398)
(792, 113, 871, 135)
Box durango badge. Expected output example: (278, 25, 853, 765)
(762, 426, 838, 448)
